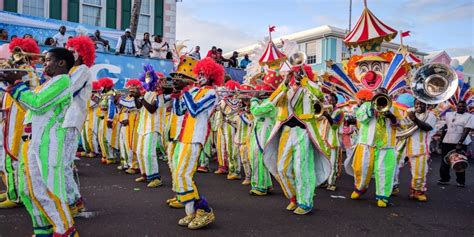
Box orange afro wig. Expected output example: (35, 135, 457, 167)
(125, 79, 142, 88)
(356, 89, 374, 101)
(225, 80, 240, 90)
(98, 77, 114, 89)
(9, 38, 40, 61)
(66, 36, 96, 67)
(193, 57, 225, 86)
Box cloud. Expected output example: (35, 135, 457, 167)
(422, 2, 474, 23)
(444, 47, 474, 57)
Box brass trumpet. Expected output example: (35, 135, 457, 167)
(314, 101, 333, 118)
(100, 88, 130, 98)
(371, 93, 392, 113)
(0, 46, 45, 74)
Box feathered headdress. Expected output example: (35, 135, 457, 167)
(138, 64, 159, 91)
(194, 57, 225, 86)
(66, 36, 96, 67)
(125, 79, 142, 88)
(9, 38, 40, 61)
(98, 77, 114, 90)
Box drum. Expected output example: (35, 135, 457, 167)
(444, 151, 469, 173)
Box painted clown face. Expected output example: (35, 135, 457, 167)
(355, 58, 389, 90)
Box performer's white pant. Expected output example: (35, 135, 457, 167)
(393, 154, 429, 192)
(238, 144, 251, 180)
(137, 132, 161, 181)
(327, 147, 342, 186)
(173, 142, 201, 204)
(64, 128, 82, 205)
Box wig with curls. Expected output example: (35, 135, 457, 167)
(193, 57, 225, 86)
(356, 89, 374, 101)
(125, 79, 142, 88)
(225, 80, 240, 90)
(9, 38, 40, 61)
(66, 36, 96, 67)
(98, 77, 114, 89)
(92, 81, 101, 91)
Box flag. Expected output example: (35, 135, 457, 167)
(401, 31, 411, 37)
(269, 25, 276, 32)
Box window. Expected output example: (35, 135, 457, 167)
(82, 0, 103, 26)
(138, 0, 152, 35)
(306, 41, 317, 65)
(20, 0, 47, 17)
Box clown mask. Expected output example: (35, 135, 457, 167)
(355, 56, 388, 90)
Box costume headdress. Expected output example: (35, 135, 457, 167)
(138, 64, 159, 91)
(125, 79, 142, 88)
(170, 55, 198, 81)
(193, 57, 225, 86)
(66, 36, 96, 67)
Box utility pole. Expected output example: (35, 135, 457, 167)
(130, 0, 142, 37)
(348, 0, 352, 58)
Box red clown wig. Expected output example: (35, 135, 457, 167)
(225, 80, 240, 90)
(9, 38, 40, 61)
(92, 81, 101, 91)
(98, 77, 114, 90)
(125, 79, 142, 88)
(66, 36, 96, 67)
(193, 57, 225, 86)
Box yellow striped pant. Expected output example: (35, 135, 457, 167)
(173, 142, 201, 204)
(136, 132, 161, 181)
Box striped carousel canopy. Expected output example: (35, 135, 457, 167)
(344, 7, 398, 47)
(259, 40, 287, 66)
(405, 52, 422, 64)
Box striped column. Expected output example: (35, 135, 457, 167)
(163, 0, 176, 44)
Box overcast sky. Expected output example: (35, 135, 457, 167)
(176, 0, 474, 57)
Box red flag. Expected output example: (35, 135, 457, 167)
(269, 25, 276, 32)
(401, 31, 411, 37)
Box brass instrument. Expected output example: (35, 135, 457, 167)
(100, 88, 130, 98)
(410, 63, 458, 104)
(288, 51, 308, 83)
(396, 108, 428, 139)
(314, 102, 333, 118)
(0, 46, 45, 73)
(371, 93, 392, 113)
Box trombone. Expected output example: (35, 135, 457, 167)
(0, 46, 45, 73)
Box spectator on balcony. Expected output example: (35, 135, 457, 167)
(228, 51, 239, 68)
(115, 28, 136, 56)
(0, 29, 8, 41)
(44, 37, 55, 46)
(53, 25, 69, 47)
(206, 46, 217, 60)
(150, 35, 168, 59)
(137, 32, 152, 57)
(90, 30, 109, 52)
(215, 48, 229, 65)
(189, 46, 201, 60)
(10, 35, 17, 40)
(240, 54, 251, 69)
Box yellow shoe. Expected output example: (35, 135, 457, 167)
(178, 214, 195, 226)
(169, 200, 185, 209)
(249, 189, 267, 196)
(69, 205, 79, 217)
(286, 201, 297, 211)
(326, 185, 337, 191)
(351, 191, 361, 200)
(0, 193, 6, 202)
(293, 207, 311, 215)
(125, 168, 139, 174)
(147, 179, 163, 188)
(188, 209, 215, 230)
(415, 194, 428, 202)
(166, 196, 177, 204)
(135, 177, 146, 182)
(241, 179, 251, 185)
(227, 174, 241, 180)
(392, 187, 400, 195)
(0, 200, 19, 209)
(106, 159, 117, 165)
(214, 169, 227, 175)
(377, 200, 388, 208)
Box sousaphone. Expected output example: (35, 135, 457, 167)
(410, 63, 458, 104)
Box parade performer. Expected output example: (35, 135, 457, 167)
(2, 47, 78, 236)
(116, 79, 141, 172)
(172, 57, 223, 229)
(166, 55, 197, 208)
(395, 99, 436, 201)
(63, 35, 96, 213)
(221, 78, 241, 179)
(132, 65, 163, 188)
(97, 77, 116, 164)
(0, 38, 38, 208)
(78, 81, 101, 158)
(318, 93, 345, 191)
(234, 85, 253, 185)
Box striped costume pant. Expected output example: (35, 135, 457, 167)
(167, 141, 178, 192)
(97, 119, 114, 160)
(238, 144, 251, 180)
(119, 125, 136, 169)
(173, 142, 201, 204)
(276, 126, 316, 209)
(352, 144, 396, 201)
(64, 128, 82, 206)
(327, 147, 342, 186)
(249, 134, 272, 192)
(216, 123, 234, 170)
(394, 155, 429, 193)
(4, 154, 20, 203)
(137, 132, 161, 181)
(80, 119, 99, 154)
(19, 132, 75, 235)
(199, 134, 212, 169)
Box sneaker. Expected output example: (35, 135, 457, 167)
(377, 199, 388, 208)
(187, 209, 215, 230)
(351, 191, 361, 200)
(214, 168, 228, 175)
(135, 177, 146, 182)
(106, 159, 117, 165)
(178, 214, 195, 226)
(437, 180, 449, 185)
(0, 200, 19, 209)
(392, 186, 400, 195)
(241, 179, 251, 185)
(116, 165, 124, 171)
(286, 201, 297, 211)
(197, 166, 209, 173)
(0, 193, 6, 202)
(169, 200, 185, 209)
(410, 193, 428, 202)
(249, 189, 267, 196)
(326, 185, 337, 192)
(227, 174, 241, 180)
(125, 168, 139, 174)
(147, 179, 163, 188)
(166, 196, 177, 204)
(293, 206, 311, 215)
(101, 158, 107, 164)
(319, 182, 328, 188)
(457, 183, 465, 188)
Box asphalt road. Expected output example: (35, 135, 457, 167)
(1, 155, 473, 237)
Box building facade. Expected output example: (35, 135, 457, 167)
(227, 25, 426, 72)
(0, 0, 177, 42)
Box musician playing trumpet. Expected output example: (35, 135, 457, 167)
(395, 99, 437, 201)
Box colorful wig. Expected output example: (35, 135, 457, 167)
(66, 36, 96, 67)
(126, 79, 142, 88)
(138, 64, 159, 91)
(92, 81, 101, 91)
(194, 57, 225, 86)
(225, 80, 240, 90)
(98, 77, 114, 90)
(356, 89, 374, 101)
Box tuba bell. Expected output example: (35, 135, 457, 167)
(410, 63, 458, 104)
(288, 51, 308, 84)
(371, 93, 392, 113)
